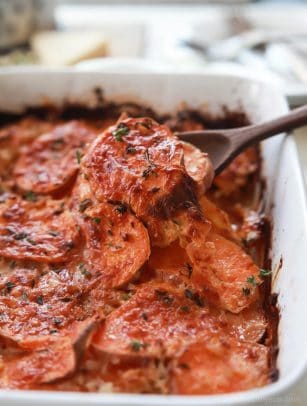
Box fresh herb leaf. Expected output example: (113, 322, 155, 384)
(259, 268, 272, 278)
(48, 230, 59, 237)
(115, 204, 127, 215)
(76, 150, 83, 164)
(13, 232, 28, 240)
(79, 199, 92, 212)
(92, 217, 101, 224)
(130, 340, 143, 352)
(5, 281, 15, 292)
(24, 191, 37, 202)
(36, 295, 44, 305)
(246, 275, 257, 287)
(126, 145, 136, 154)
(112, 123, 129, 141)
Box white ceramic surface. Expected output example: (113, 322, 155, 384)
(0, 69, 306, 406)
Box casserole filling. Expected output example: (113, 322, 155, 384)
(0, 106, 276, 394)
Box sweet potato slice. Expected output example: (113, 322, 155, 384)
(0, 195, 80, 262)
(14, 121, 97, 195)
(148, 243, 267, 343)
(169, 335, 268, 394)
(82, 117, 205, 246)
(93, 282, 217, 358)
(0, 261, 121, 348)
(186, 231, 261, 313)
(181, 141, 213, 194)
(75, 200, 150, 288)
(0, 339, 76, 389)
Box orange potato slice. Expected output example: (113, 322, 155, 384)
(81, 201, 150, 288)
(0, 195, 80, 262)
(14, 121, 97, 195)
(93, 282, 216, 358)
(82, 117, 204, 247)
(169, 335, 268, 394)
(187, 231, 261, 313)
(0, 339, 76, 388)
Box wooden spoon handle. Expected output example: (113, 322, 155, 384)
(229, 104, 307, 149)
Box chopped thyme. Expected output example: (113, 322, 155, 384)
(259, 268, 272, 278)
(36, 295, 44, 305)
(184, 289, 194, 300)
(48, 230, 59, 237)
(13, 232, 28, 241)
(26, 237, 37, 245)
(76, 150, 83, 164)
(155, 289, 174, 305)
(112, 123, 129, 141)
(185, 263, 193, 278)
(5, 281, 15, 292)
(50, 329, 58, 334)
(184, 288, 204, 307)
(53, 317, 63, 326)
(92, 217, 101, 224)
(79, 198, 92, 212)
(242, 287, 251, 296)
(24, 191, 37, 202)
(130, 340, 143, 352)
(180, 305, 190, 312)
(141, 312, 148, 321)
(115, 203, 127, 215)
(126, 145, 136, 154)
(246, 275, 257, 287)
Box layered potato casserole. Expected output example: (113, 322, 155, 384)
(0, 102, 277, 394)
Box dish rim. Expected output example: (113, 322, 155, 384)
(0, 68, 306, 405)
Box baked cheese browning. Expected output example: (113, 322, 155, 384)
(187, 232, 261, 313)
(0, 109, 272, 394)
(169, 335, 268, 394)
(82, 117, 211, 247)
(14, 121, 97, 195)
(0, 196, 80, 262)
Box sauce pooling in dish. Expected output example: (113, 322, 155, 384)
(0, 109, 274, 394)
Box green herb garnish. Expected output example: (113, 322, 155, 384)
(246, 275, 257, 287)
(130, 340, 143, 352)
(259, 268, 272, 278)
(112, 123, 129, 141)
(92, 217, 101, 224)
(242, 287, 251, 296)
(24, 191, 37, 202)
(76, 150, 83, 164)
(36, 295, 44, 305)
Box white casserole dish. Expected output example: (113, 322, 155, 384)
(0, 69, 306, 406)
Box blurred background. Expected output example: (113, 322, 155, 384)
(1, 0, 307, 105)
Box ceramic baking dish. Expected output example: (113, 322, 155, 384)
(0, 69, 306, 406)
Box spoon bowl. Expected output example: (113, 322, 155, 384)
(176, 104, 307, 174)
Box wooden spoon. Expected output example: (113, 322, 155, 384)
(176, 104, 307, 174)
